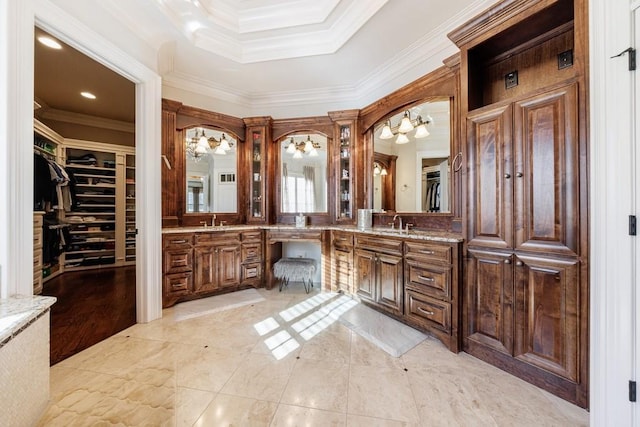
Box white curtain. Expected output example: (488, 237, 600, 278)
(282, 162, 290, 210)
(303, 165, 315, 212)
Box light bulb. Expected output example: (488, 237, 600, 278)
(414, 124, 430, 138)
(219, 134, 231, 151)
(396, 133, 409, 144)
(286, 139, 297, 153)
(380, 121, 394, 139)
(398, 112, 414, 133)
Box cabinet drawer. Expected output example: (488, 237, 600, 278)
(241, 231, 262, 242)
(163, 234, 193, 248)
(241, 262, 262, 281)
(405, 290, 451, 332)
(405, 241, 451, 264)
(163, 272, 192, 296)
(268, 230, 323, 242)
(332, 231, 354, 248)
(163, 249, 193, 273)
(195, 232, 240, 245)
(33, 248, 43, 270)
(355, 235, 403, 256)
(405, 261, 451, 299)
(33, 230, 43, 249)
(33, 215, 44, 227)
(242, 243, 262, 261)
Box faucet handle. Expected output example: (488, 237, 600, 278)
(200, 221, 208, 228)
(405, 223, 414, 232)
(212, 214, 216, 227)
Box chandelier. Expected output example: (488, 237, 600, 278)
(379, 110, 432, 144)
(284, 135, 321, 159)
(185, 128, 234, 161)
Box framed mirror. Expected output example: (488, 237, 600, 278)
(373, 98, 451, 213)
(184, 126, 238, 213)
(279, 133, 328, 214)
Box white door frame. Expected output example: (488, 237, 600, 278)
(0, 0, 163, 323)
(590, 0, 638, 424)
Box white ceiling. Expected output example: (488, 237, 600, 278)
(45, 0, 498, 118)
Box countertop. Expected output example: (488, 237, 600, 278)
(162, 224, 463, 243)
(0, 295, 56, 347)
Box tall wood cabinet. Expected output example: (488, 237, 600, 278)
(449, 0, 588, 407)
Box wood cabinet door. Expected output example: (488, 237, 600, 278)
(513, 83, 579, 257)
(514, 254, 580, 382)
(467, 103, 513, 250)
(376, 253, 403, 316)
(333, 249, 352, 294)
(354, 249, 376, 301)
(194, 245, 217, 293)
(465, 248, 514, 355)
(217, 244, 241, 289)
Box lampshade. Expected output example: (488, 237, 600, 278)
(398, 112, 414, 133)
(196, 129, 209, 149)
(219, 134, 231, 151)
(380, 121, 394, 139)
(195, 145, 208, 155)
(309, 147, 318, 157)
(286, 139, 297, 153)
(380, 168, 388, 176)
(293, 149, 303, 159)
(303, 136, 313, 152)
(396, 133, 409, 144)
(214, 145, 226, 155)
(373, 164, 381, 175)
(414, 123, 430, 138)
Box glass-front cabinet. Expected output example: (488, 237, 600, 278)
(329, 110, 358, 223)
(244, 117, 272, 223)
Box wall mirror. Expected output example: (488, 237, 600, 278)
(373, 98, 451, 213)
(185, 126, 238, 213)
(279, 133, 328, 213)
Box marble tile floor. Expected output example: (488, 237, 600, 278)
(38, 287, 589, 426)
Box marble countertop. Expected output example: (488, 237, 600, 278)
(0, 295, 56, 346)
(163, 224, 463, 242)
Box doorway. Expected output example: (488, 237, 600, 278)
(34, 26, 137, 364)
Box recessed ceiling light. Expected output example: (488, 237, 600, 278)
(80, 91, 96, 100)
(37, 36, 62, 50)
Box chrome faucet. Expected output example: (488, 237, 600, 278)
(391, 214, 402, 231)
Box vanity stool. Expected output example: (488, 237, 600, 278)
(273, 257, 316, 293)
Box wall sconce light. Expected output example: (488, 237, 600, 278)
(285, 135, 321, 158)
(380, 110, 432, 144)
(373, 162, 388, 176)
(186, 128, 234, 161)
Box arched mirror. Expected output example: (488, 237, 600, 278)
(373, 98, 451, 213)
(278, 133, 328, 214)
(184, 126, 238, 213)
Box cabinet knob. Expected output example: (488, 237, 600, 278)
(504, 259, 511, 264)
(516, 261, 523, 266)
(516, 172, 523, 178)
(504, 173, 511, 179)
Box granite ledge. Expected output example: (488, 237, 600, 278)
(162, 224, 463, 243)
(0, 295, 56, 347)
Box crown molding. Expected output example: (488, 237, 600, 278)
(39, 108, 135, 133)
(162, 0, 497, 114)
(159, 0, 388, 63)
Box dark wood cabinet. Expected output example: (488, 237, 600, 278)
(451, 0, 588, 407)
(163, 230, 250, 307)
(354, 235, 403, 317)
(331, 231, 354, 294)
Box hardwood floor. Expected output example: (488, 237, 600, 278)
(43, 266, 136, 366)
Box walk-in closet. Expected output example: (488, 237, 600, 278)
(34, 27, 137, 364)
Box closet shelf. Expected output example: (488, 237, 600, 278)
(66, 164, 115, 171)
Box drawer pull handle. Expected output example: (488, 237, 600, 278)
(419, 250, 435, 255)
(171, 239, 187, 244)
(418, 307, 435, 315)
(171, 283, 184, 289)
(418, 275, 435, 282)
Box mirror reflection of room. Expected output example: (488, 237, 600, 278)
(185, 127, 238, 213)
(280, 133, 328, 213)
(373, 98, 451, 213)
